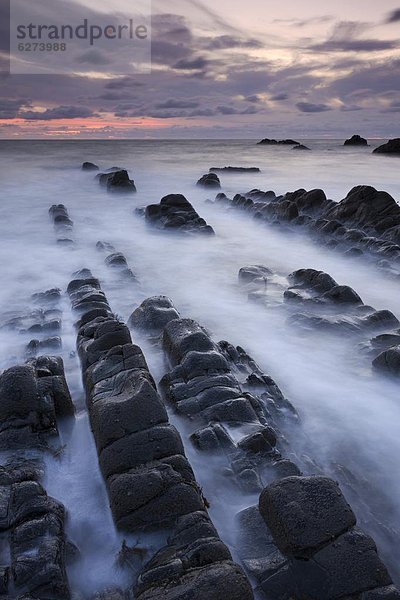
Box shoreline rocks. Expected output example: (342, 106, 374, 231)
(344, 135, 369, 146)
(210, 167, 261, 173)
(143, 194, 215, 235)
(197, 173, 221, 188)
(68, 272, 253, 599)
(258, 138, 299, 146)
(373, 139, 400, 155)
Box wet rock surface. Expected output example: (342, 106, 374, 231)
(214, 185, 400, 277)
(197, 173, 221, 188)
(68, 271, 253, 599)
(49, 205, 74, 245)
(143, 194, 215, 235)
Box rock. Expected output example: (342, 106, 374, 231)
(197, 173, 221, 189)
(323, 186, 400, 234)
(210, 167, 261, 173)
(373, 138, 400, 155)
(238, 265, 272, 284)
(373, 345, 400, 377)
(258, 138, 299, 145)
(128, 297, 180, 333)
(344, 135, 369, 146)
(145, 194, 215, 235)
(293, 144, 311, 150)
(106, 170, 136, 194)
(82, 161, 99, 171)
(259, 476, 356, 558)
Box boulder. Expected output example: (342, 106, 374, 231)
(259, 476, 356, 558)
(82, 161, 99, 171)
(197, 173, 221, 189)
(129, 297, 180, 333)
(293, 144, 311, 150)
(373, 139, 400, 155)
(373, 345, 400, 377)
(145, 195, 215, 235)
(344, 135, 369, 146)
(106, 170, 136, 193)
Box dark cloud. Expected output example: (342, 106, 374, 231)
(243, 95, 261, 103)
(23, 105, 96, 120)
(173, 57, 208, 70)
(296, 102, 332, 113)
(340, 104, 363, 112)
(206, 35, 262, 50)
(97, 91, 138, 101)
(105, 78, 145, 90)
(152, 41, 192, 65)
(386, 8, 400, 23)
(270, 93, 288, 101)
(310, 20, 398, 52)
(156, 99, 200, 109)
(0, 99, 30, 119)
(274, 15, 334, 27)
(76, 50, 111, 66)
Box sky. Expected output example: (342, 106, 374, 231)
(0, 0, 400, 139)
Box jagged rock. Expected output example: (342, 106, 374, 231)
(197, 173, 221, 188)
(373, 139, 400, 155)
(344, 135, 369, 146)
(293, 144, 311, 150)
(239, 265, 272, 285)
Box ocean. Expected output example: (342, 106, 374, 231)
(0, 138, 399, 594)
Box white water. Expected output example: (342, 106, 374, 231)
(0, 139, 399, 592)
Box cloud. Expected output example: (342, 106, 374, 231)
(173, 57, 208, 70)
(76, 49, 112, 66)
(296, 102, 332, 113)
(22, 105, 96, 121)
(206, 35, 262, 50)
(244, 95, 261, 103)
(156, 98, 200, 109)
(0, 99, 30, 119)
(386, 8, 400, 23)
(270, 93, 288, 101)
(310, 20, 398, 52)
(105, 78, 145, 90)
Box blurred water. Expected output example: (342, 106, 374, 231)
(0, 138, 399, 592)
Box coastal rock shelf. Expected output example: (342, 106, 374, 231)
(130, 296, 399, 599)
(49, 205, 74, 246)
(67, 271, 253, 599)
(140, 193, 215, 235)
(96, 242, 138, 283)
(0, 356, 75, 598)
(214, 186, 400, 277)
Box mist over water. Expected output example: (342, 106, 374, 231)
(0, 139, 399, 593)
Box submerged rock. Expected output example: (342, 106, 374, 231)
(293, 144, 311, 150)
(373, 345, 400, 377)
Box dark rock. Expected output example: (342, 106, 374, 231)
(373, 138, 400, 155)
(210, 167, 261, 173)
(258, 138, 299, 145)
(293, 144, 311, 150)
(344, 135, 369, 146)
(239, 265, 272, 284)
(259, 476, 356, 558)
(373, 345, 400, 377)
(82, 162, 99, 171)
(145, 194, 215, 235)
(129, 297, 180, 333)
(106, 170, 136, 194)
(197, 173, 221, 189)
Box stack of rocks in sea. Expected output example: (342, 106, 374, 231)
(215, 185, 400, 277)
(128, 295, 400, 599)
(67, 270, 253, 600)
(49, 204, 74, 245)
(0, 354, 75, 598)
(141, 194, 215, 235)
